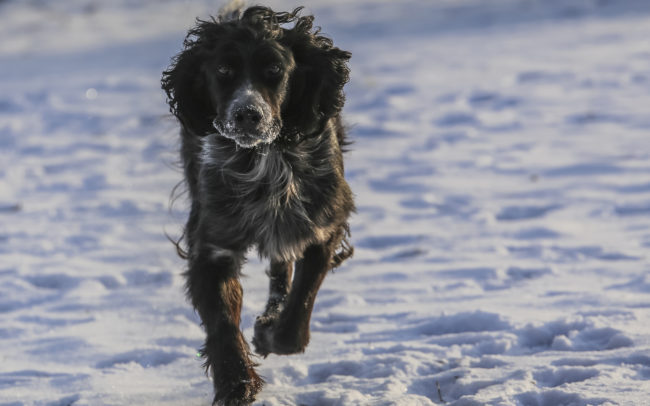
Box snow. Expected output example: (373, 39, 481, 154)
(1, 0, 650, 404)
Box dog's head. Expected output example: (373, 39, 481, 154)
(162, 6, 351, 148)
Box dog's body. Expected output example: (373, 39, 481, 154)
(162, 6, 353, 405)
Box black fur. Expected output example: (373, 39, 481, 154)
(161, 6, 354, 405)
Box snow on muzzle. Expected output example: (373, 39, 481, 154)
(212, 83, 281, 148)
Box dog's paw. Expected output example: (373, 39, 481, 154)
(210, 356, 264, 406)
(252, 313, 276, 357)
(253, 314, 310, 356)
(212, 361, 263, 406)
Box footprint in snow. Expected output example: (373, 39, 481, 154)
(435, 111, 480, 127)
(356, 234, 425, 250)
(25, 274, 81, 291)
(533, 366, 599, 388)
(467, 90, 520, 110)
(517, 318, 633, 352)
(515, 389, 609, 406)
(95, 349, 184, 369)
(496, 204, 561, 221)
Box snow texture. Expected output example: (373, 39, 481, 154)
(1, 0, 650, 405)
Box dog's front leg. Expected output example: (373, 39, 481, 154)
(253, 243, 332, 356)
(186, 245, 263, 406)
(253, 260, 293, 357)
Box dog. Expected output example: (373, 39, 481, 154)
(161, 5, 354, 405)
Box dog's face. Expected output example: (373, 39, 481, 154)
(204, 39, 295, 148)
(162, 7, 351, 146)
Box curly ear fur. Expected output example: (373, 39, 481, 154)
(161, 44, 213, 135)
(162, 18, 239, 136)
(281, 15, 351, 135)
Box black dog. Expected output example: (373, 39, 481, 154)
(161, 6, 354, 405)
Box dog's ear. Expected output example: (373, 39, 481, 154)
(282, 23, 351, 135)
(162, 37, 214, 136)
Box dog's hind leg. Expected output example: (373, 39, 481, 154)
(253, 243, 332, 356)
(186, 245, 263, 405)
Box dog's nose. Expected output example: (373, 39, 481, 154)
(233, 106, 262, 130)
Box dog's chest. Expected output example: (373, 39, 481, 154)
(202, 142, 328, 261)
(236, 150, 323, 260)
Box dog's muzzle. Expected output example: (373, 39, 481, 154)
(232, 106, 263, 132)
(212, 84, 280, 148)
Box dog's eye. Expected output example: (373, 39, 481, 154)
(266, 64, 282, 77)
(216, 65, 233, 77)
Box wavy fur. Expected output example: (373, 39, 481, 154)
(162, 5, 353, 406)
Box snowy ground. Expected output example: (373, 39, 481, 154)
(1, 0, 650, 405)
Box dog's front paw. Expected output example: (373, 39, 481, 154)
(252, 313, 276, 357)
(253, 313, 310, 357)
